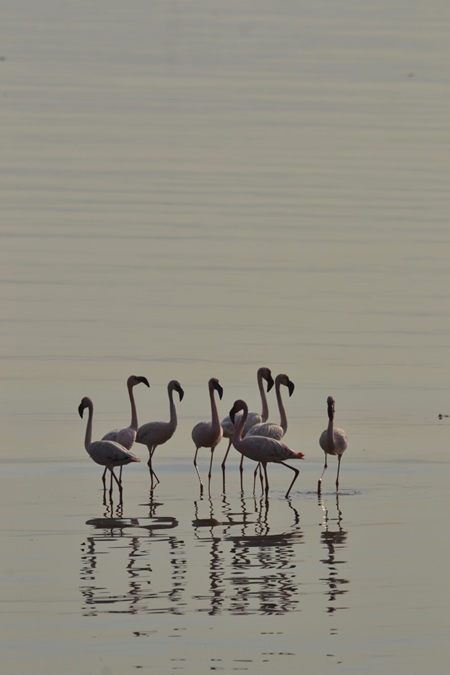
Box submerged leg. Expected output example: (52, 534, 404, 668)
(208, 447, 215, 481)
(252, 463, 264, 495)
(148, 446, 160, 490)
(335, 455, 342, 491)
(221, 439, 232, 472)
(239, 454, 245, 492)
(110, 468, 122, 494)
(262, 462, 269, 502)
(317, 453, 328, 494)
(281, 461, 300, 499)
(193, 446, 204, 496)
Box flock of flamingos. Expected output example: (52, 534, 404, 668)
(78, 367, 348, 501)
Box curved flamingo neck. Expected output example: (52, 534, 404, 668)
(84, 401, 94, 451)
(128, 381, 139, 431)
(233, 402, 248, 444)
(258, 373, 270, 422)
(275, 381, 288, 433)
(209, 385, 220, 434)
(168, 387, 177, 430)
(327, 407, 335, 449)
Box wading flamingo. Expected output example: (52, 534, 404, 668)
(78, 396, 140, 497)
(244, 373, 295, 490)
(229, 399, 304, 500)
(192, 378, 223, 495)
(136, 380, 184, 490)
(221, 366, 274, 475)
(102, 374, 149, 481)
(318, 396, 348, 494)
(245, 373, 294, 440)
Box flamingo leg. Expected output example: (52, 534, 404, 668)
(281, 461, 300, 499)
(317, 453, 328, 494)
(118, 466, 123, 484)
(193, 446, 204, 496)
(148, 446, 160, 490)
(207, 447, 215, 496)
(102, 467, 107, 489)
(239, 453, 244, 476)
(239, 455, 245, 492)
(221, 441, 232, 493)
(262, 462, 269, 502)
(335, 455, 342, 491)
(252, 462, 264, 495)
(110, 468, 122, 495)
(221, 439, 232, 471)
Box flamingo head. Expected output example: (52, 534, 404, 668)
(78, 396, 92, 418)
(327, 396, 335, 418)
(276, 373, 295, 397)
(209, 377, 223, 400)
(128, 375, 150, 389)
(259, 367, 274, 392)
(229, 399, 247, 424)
(170, 380, 184, 401)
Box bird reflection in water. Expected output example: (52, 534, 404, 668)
(192, 495, 303, 616)
(80, 500, 185, 617)
(318, 493, 349, 615)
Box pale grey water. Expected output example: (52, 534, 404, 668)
(1, 2, 450, 673)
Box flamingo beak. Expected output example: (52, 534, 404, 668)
(266, 375, 275, 392)
(178, 386, 185, 401)
(215, 382, 224, 400)
(230, 405, 236, 424)
(78, 402, 85, 418)
(140, 377, 150, 388)
(288, 381, 295, 397)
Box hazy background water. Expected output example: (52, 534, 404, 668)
(1, 1, 450, 673)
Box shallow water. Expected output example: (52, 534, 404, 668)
(1, 1, 450, 673)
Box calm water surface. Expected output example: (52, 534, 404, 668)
(1, 2, 450, 673)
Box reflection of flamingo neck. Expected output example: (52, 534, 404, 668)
(84, 401, 94, 450)
(258, 373, 269, 422)
(276, 381, 288, 433)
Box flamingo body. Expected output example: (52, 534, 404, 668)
(78, 396, 140, 496)
(318, 396, 348, 493)
(230, 399, 304, 499)
(136, 380, 184, 489)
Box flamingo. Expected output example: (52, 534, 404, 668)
(136, 380, 184, 490)
(318, 396, 348, 494)
(101, 374, 149, 482)
(192, 377, 224, 495)
(78, 396, 140, 497)
(229, 399, 304, 500)
(220, 366, 274, 475)
(245, 373, 295, 440)
(244, 373, 295, 490)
